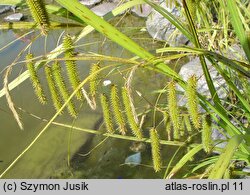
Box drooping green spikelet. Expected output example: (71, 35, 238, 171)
(166, 122, 172, 141)
(165, 113, 172, 140)
(52, 61, 77, 117)
(110, 85, 127, 135)
(186, 75, 201, 129)
(26, 0, 49, 35)
(167, 81, 180, 140)
(202, 114, 213, 153)
(184, 114, 193, 142)
(100, 93, 114, 134)
(150, 128, 162, 172)
(25, 53, 46, 104)
(44, 66, 62, 113)
(63, 34, 83, 100)
(122, 87, 143, 139)
(180, 116, 185, 137)
(184, 115, 192, 134)
(89, 63, 101, 98)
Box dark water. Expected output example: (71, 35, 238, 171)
(0, 15, 178, 178)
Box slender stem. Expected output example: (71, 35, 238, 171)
(52, 121, 199, 147)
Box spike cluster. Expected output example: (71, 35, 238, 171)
(25, 53, 46, 104)
(186, 75, 201, 129)
(165, 113, 172, 140)
(63, 34, 83, 100)
(184, 114, 193, 141)
(122, 87, 142, 139)
(167, 81, 180, 140)
(180, 117, 185, 137)
(100, 93, 114, 134)
(52, 61, 77, 117)
(150, 128, 162, 172)
(202, 114, 213, 153)
(111, 85, 127, 135)
(44, 66, 62, 114)
(184, 115, 192, 133)
(89, 63, 101, 98)
(26, 0, 50, 35)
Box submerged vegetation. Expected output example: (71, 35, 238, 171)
(0, 0, 250, 178)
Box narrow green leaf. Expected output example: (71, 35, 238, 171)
(209, 135, 243, 179)
(56, 0, 150, 59)
(166, 144, 203, 178)
(228, 0, 250, 62)
(45, 4, 85, 25)
(192, 156, 218, 173)
(212, 60, 250, 114)
(157, 46, 250, 77)
(0, 0, 22, 5)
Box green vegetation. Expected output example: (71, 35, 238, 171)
(0, 0, 249, 179)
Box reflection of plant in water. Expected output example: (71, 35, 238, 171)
(0, 0, 250, 179)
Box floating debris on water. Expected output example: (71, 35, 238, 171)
(124, 152, 141, 167)
(103, 80, 112, 86)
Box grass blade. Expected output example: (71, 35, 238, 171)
(228, 0, 250, 62)
(166, 144, 203, 178)
(208, 135, 243, 179)
(156, 46, 250, 77)
(0, 0, 22, 5)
